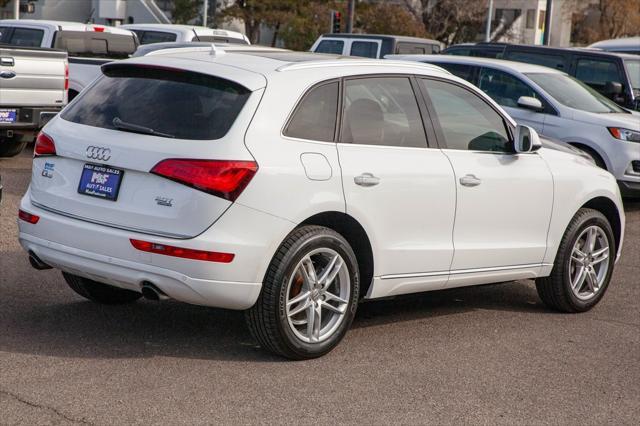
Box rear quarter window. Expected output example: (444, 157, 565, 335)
(61, 65, 251, 140)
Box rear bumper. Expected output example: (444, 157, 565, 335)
(618, 180, 640, 198)
(18, 191, 294, 310)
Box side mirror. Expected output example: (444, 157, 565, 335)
(514, 124, 542, 153)
(517, 96, 544, 112)
(605, 81, 623, 95)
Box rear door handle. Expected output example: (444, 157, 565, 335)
(0, 57, 14, 66)
(459, 174, 481, 187)
(354, 173, 380, 187)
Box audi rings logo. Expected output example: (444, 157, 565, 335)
(86, 146, 111, 161)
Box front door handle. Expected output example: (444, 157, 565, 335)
(0, 57, 15, 66)
(354, 173, 380, 187)
(459, 174, 481, 187)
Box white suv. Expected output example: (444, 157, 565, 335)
(18, 49, 625, 359)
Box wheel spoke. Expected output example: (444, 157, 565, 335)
(571, 247, 586, 265)
(287, 290, 310, 307)
(288, 297, 311, 317)
(591, 246, 609, 265)
(572, 266, 587, 292)
(300, 256, 317, 286)
(307, 302, 322, 342)
(318, 255, 344, 288)
(585, 268, 597, 292)
(586, 228, 598, 253)
(321, 300, 347, 314)
(323, 291, 348, 306)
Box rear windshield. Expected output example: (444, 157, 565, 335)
(198, 35, 248, 45)
(53, 31, 137, 59)
(61, 65, 251, 140)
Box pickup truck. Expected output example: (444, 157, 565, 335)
(0, 20, 137, 100)
(0, 45, 67, 157)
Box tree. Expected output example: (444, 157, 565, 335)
(569, 0, 640, 45)
(172, 0, 200, 25)
(406, 0, 489, 44)
(356, 2, 427, 38)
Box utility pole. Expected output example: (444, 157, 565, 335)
(485, 0, 493, 42)
(203, 0, 208, 27)
(542, 0, 553, 45)
(12, 0, 20, 20)
(346, 0, 355, 33)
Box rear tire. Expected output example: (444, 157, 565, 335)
(246, 225, 360, 360)
(0, 137, 27, 158)
(63, 272, 142, 305)
(535, 208, 615, 313)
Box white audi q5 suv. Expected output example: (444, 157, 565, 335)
(18, 47, 625, 359)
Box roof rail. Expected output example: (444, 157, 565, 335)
(277, 60, 447, 73)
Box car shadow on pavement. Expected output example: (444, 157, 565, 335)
(1, 252, 551, 362)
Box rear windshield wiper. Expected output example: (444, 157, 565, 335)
(112, 117, 175, 138)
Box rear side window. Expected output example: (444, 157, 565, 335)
(61, 65, 251, 140)
(575, 58, 623, 89)
(285, 82, 338, 142)
(139, 31, 177, 45)
(6, 27, 44, 47)
(341, 77, 427, 148)
(350, 41, 378, 58)
(315, 40, 344, 54)
(436, 63, 475, 82)
(505, 50, 566, 70)
(53, 31, 137, 59)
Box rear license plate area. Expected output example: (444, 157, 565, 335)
(77, 164, 124, 202)
(0, 109, 18, 123)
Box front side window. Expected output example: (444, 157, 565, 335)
(478, 67, 541, 108)
(350, 41, 378, 58)
(61, 65, 251, 140)
(341, 77, 427, 148)
(575, 58, 623, 90)
(624, 60, 640, 90)
(7, 27, 44, 47)
(315, 40, 344, 55)
(140, 31, 177, 45)
(284, 82, 338, 142)
(420, 79, 511, 152)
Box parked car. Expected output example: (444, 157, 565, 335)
(131, 41, 286, 57)
(589, 37, 640, 55)
(442, 42, 640, 111)
(0, 20, 137, 100)
(311, 33, 441, 58)
(0, 45, 67, 157)
(120, 24, 249, 45)
(389, 55, 640, 197)
(18, 50, 624, 359)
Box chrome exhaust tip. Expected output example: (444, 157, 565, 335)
(141, 282, 170, 301)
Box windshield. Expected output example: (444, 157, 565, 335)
(526, 72, 625, 113)
(624, 59, 640, 90)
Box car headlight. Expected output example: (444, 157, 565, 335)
(608, 127, 640, 142)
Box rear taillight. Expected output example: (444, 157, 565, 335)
(34, 132, 56, 157)
(130, 239, 234, 263)
(92, 26, 105, 32)
(18, 209, 40, 224)
(64, 60, 69, 92)
(151, 159, 258, 201)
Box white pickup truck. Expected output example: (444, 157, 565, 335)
(0, 45, 67, 157)
(0, 20, 137, 100)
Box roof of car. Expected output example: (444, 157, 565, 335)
(446, 42, 640, 59)
(588, 37, 640, 49)
(133, 42, 287, 57)
(118, 49, 450, 91)
(120, 24, 247, 40)
(0, 19, 133, 35)
(388, 54, 565, 74)
(320, 33, 440, 44)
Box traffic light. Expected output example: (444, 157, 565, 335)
(331, 10, 341, 33)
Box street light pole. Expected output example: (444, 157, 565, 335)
(203, 0, 208, 27)
(485, 0, 493, 42)
(346, 0, 355, 33)
(12, 0, 20, 20)
(542, 0, 553, 45)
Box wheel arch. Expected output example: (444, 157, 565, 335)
(581, 196, 623, 254)
(567, 142, 609, 170)
(299, 211, 374, 299)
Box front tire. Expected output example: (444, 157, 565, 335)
(63, 272, 142, 305)
(246, 226, 360, 360)
(536, 208, 615, 312)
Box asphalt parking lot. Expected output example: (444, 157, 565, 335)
(1, 149, 639, 425)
